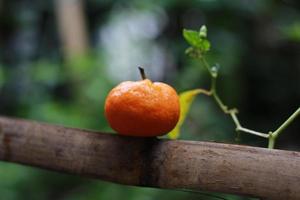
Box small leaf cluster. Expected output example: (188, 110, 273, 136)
(183, 25, 210, 58)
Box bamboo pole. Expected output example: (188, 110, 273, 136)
(55, 0, 89, 60)
(0, 116, 299, 199)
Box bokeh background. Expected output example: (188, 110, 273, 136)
(0, 0, 299, 199)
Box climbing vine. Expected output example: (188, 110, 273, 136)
(168, 25, 300, 149)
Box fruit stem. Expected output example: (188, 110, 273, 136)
(138, 67, 147, 80)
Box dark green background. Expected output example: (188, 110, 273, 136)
(0, 0, 299, 199)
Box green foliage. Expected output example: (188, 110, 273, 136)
(282, 22, 300, 42)
(30, 61, 62, 84)
(183, 25, 210, 58)
(181, 25, 299, 148)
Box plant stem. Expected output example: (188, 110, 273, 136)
(268, 134, 276, 149)
(194, 42, 299, 149)
(268, 107, 300, 148)
(238, 127, 269, 138)
(213, 86, 269, 138)
(272, 107, 300, 138)
(200, 57, 214, 77)
(212, 93, 228, 113)
(138, 67, 147, 80)
(229, 111, 241, 127)
(199, 57, 270, 140)
(197, 88, 212, 96)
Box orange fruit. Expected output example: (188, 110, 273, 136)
(104, 68, 180, 137)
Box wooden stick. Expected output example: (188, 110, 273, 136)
(0, 116, 299, 200)
(55, 0, 89, 60)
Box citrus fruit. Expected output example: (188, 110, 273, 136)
(104, 67, 180, 137)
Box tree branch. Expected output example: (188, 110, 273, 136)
(0, 116, 299, 200)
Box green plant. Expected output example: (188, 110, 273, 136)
(168, 25, 300, 149)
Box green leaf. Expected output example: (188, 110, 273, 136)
(168, 89, 204, 139)
(201, 39, 211, 52)
(183, 29, 202, 47)
(183, 28, 210, 54)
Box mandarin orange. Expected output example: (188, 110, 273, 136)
(104, 68, 180, 137)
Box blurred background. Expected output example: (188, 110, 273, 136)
(0, 0, 299, 199)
